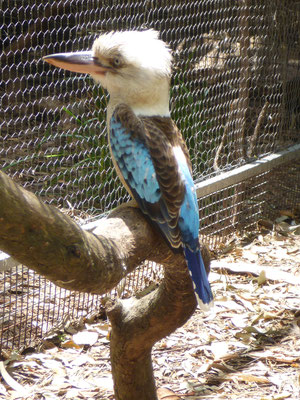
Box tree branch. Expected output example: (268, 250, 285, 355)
(108, 246, 210, 400)
(0, 170, 159, 293)
(0, 169, 211, 400)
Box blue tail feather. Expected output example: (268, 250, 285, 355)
(183, 246, 213, 308)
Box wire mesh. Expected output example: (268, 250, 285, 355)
(0, 265, 103, 350)
(1, 0, 300, 351)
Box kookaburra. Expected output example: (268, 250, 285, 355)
(44, 30, 213, 308)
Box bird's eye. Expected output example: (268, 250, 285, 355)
(112, 56, 121, 68)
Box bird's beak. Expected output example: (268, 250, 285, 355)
(43, 51, 110, 75)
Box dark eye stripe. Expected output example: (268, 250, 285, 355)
(94, 58, 113, 70)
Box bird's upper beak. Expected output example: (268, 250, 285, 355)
(43, 51, 110, 75)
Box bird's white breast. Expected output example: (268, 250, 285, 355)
(131, 103, 170, 117)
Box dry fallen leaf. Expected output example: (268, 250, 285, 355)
(61, 339, 82, 349)
(257, 269, 267, 285)
(92, 376, 114, 391)
(70, 354, 95, 367)
(72, 331, 99, 346)
(157, 387, 181, 400)
(249, 350, 300, 364)
(0, 361, 30, 396)
(229, 373, 270, 384)
(212, 260, 300, 284)
(210, 341, 229, 359)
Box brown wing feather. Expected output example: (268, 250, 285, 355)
(145, 116, 193, 173)
(113, 103, 189, 248)
(142, 117, 185, 217)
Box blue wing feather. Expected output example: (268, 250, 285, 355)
(184, 245, 214, 305)
(177, 158, 199, 246)
(110, 112, 213, 307)
(110, 118, 161, 203)
(176, 151, 213, 306)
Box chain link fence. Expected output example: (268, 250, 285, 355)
(1, 0, 300, 351)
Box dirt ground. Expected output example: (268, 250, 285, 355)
(0, 220, 299, 400)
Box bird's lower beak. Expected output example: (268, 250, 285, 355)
(43, 51, 109, 75)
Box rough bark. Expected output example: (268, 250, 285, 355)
(108, 246, 210, 400)
(0, 170, 158, 293)
(0, 169, 210, 400)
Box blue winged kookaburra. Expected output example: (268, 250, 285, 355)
(43, 30, 213, 308)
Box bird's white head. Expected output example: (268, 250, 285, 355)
(43, 30, 172, 118)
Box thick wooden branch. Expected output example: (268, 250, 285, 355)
(108, 246, 211, 400)
(0, 169, 211, 400)
(0, 170, 159, 293)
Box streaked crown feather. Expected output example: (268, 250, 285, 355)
(92, 30, 172, 77)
